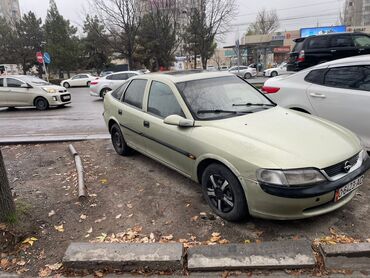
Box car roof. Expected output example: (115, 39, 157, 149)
(131, 71, 234, 83)
(312, 54, 370, 69)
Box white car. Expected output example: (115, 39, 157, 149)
(0, 75, 71, 110)
(228, 66, 257, 79)
(90, 71, 141, 98)
(264, 62, 291, 77)
(61, 74, 97, 88)
(262, 55, 370, 150)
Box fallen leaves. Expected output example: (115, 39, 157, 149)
(314, 227, 360, 245)
(48, 210, 56, 217)
(22, 237, 38, 246)
(126, 203, 133, 209)
(0, 258, 10, 269)
(100, 179, 108, 185)
(45, 262, 62, 271)
(80, 214, 87, 220)
(0, 223, 6, 230)
(115, 214, 122, 219)
(96, 233, 108, 242)
(95, 216, 107, 223)
(54, 224, 64, 233)
(38, 267, 52, 277)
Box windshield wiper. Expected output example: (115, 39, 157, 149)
(197, 109, 253, 114)
(232, 103, 276, 107)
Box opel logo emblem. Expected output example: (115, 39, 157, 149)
(344, 161, 352, 173)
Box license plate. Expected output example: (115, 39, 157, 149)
(63, 95, 71, 100)
(335, 175, 364, 202)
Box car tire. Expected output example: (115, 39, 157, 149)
(244, 73, 252, 79)
(100, 88, 111, 98)
(34, 97, 49, 111)
(63, 82, 70, 88)
(87, 81, 91, 87)
(110, 123, 134, 156)
(201, 163, 249, 222)
(271, 71, 278, 77)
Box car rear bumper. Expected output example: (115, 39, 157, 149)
(90, 90, 100, 97)
(243, 158, 370, 220)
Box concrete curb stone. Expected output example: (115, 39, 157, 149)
(187, 240, 316, 271)
(62, 242, 184, 272)
(0, 134, 110, 145)
(320, 243, 370, 270)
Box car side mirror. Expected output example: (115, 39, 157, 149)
(164, 115, 194, 127)
(21, 83, 32, 89)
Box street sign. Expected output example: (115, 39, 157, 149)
(36, 52, 43, 64)
(43, 52, 51, 64)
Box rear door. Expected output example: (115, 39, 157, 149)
(118, 79, 148, 152)
(5, 78, 30, 106)
(305, 36, 331, 66)
(329, 34, 357, 60)
(306, 66, 370, 148)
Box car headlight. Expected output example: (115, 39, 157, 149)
(360, 149, 369, 163)
(42, 87, 57, 94)
(256, 168, 326, 187)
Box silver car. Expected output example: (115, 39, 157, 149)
(0, 75, 71, 110)
(90, 71, 141, 99)
(228, 66, 257, 79)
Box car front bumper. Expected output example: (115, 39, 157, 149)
(48, 93, 72, 106)
(244, 158, 370, 220)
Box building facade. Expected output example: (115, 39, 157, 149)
(0, 0, 21, 22)
(344, 0, 370, 26)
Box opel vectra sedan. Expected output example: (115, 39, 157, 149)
(103, 71, 370, 221)
(0, 75, 71, 110)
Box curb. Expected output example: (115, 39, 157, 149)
(63, 242, 184, 271)
(187, 240, 315, 271)
(320, 242, 370, 271)
(0, 134, 110, 145)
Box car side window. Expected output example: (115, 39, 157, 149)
(330, 35, 353, 47)
(72, 75, 80, 80)
(308, 37, 329, 49)
(304, 69, 327, 85)
(112, 81, 129, 100)
(148, 81, 185, 118)
(80, 75, 88, 79)
(355, 66, 370, 91)
(0, 78, 3, 87)
(123, 79, 147, 109)
(6, 78, 24, 88)
(353, 35, 370, 48)
(324, 66, 363, 89)
(113, 73, 128, 80)
(127, 73, 136, 78)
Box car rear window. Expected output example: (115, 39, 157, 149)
(123, 79, 147, 109)
(292, 40, 305, 52)
(304, 69, 327, 85)
(307, 36, 329, 49)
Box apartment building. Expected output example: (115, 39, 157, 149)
(0, 0, 21, 23)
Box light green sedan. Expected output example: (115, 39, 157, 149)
(103, 72, 370, 221)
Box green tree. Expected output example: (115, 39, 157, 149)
(137, 1, 179, 71)
(82, 15, 111, 74)
(0, 18, 16, 65)
(44, 0, 81, 76)
(14, 12, 44, 74)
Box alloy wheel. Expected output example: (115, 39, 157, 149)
(206, 174, 234, 213)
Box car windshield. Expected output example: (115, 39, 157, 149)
(20, 76, 50, 85)
(176, 76, 274, 120)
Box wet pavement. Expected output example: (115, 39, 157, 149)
(0, 87, 108, 142)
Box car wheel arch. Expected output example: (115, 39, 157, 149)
(195, 155, 243, 185)
(108, 118, 119, 134)
(100, 87, 111, 97)
(33, 96, 48, 106)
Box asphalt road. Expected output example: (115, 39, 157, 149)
(0, 87, 109, 143)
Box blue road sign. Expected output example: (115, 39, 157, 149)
(43, 52, 51, 64)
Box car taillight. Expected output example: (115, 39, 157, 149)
(297, 50, 305, 62)
(261, 86, 280, 94)
(90, 81, 99, 85)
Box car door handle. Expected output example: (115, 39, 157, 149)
(118, 109, 122, 115)
(310, 93, 326, 99)
(143, 121, 150, 128)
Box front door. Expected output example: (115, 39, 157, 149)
(141, 80, 194, 176)
(5, 78, 30, 106)
(329, 34, 357, 60)
(0, 78, 8, 106)
(306, 65, 370, 148)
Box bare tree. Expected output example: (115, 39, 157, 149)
(90, 0, 142, 70)
(185, 0, 236, 69)
(0, 149, 15, 223)
(247, 8, 279, 35)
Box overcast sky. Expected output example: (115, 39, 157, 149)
(19, 0, 346, 46)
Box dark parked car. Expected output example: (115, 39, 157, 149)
(287, 32, 370, 71)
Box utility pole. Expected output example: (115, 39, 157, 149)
(0, 149, 15, 222)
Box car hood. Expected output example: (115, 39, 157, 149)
(197, 107, 361, 169)
(36, 84, 68, 92)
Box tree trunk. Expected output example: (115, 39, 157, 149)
(202, 57, 207, 70)
(194, 53, 197, 69)
(0, 149, 15, 223)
